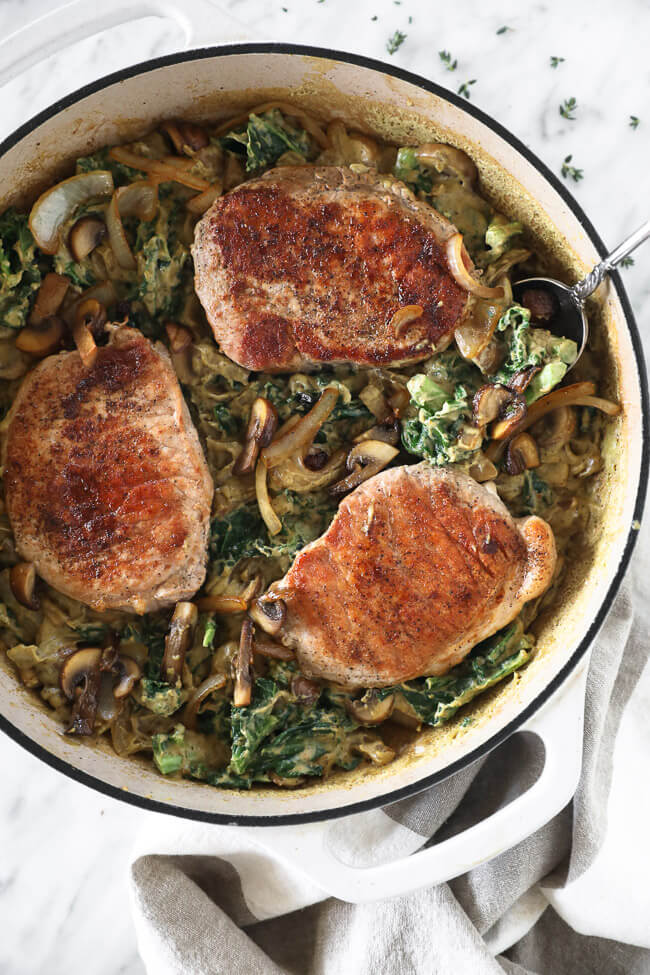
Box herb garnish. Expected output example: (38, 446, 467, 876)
(629, 115, 640, 129)
(496, 25, 512, 34)
(458, 80, 477, 99)
(559, 97, 577, 120)
(619, 256, 635, 269)
(439, 50, 457, 70)
(550, 56, 565, 68)
(561, 154, 584, 182)
(387, 30, 406, 54)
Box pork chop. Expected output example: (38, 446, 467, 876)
(262, 464, 556, 688)
(3, 327, 213, 614)
(192, 166, 470, 372)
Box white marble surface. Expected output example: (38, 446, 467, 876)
(0, 1, 649, 972)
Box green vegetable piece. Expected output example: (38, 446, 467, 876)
(0, 208, 42, 331)
(378, 620, 533, 727)
(139, 679, 184, 716)
(221, 109, 312, 173)
(152, 726, 186, 775)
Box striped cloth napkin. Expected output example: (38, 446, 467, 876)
(129, 567, 650, 975)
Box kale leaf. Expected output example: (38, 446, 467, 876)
(220, 109, 312, 173)
(491, 304, 577, 402)
(0, 208, 43, 330)
(377, 620, 533, 726)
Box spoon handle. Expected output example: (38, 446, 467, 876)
(570, 218, 650, 303)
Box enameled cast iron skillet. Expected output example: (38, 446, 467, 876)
(0, 0, 646, 901)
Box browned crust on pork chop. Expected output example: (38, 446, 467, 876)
(3, 327, 213, 614)
(266, 464, 556, 687)
(192, 166, 469, 371)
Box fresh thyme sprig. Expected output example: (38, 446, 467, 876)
(619, 256, 635, 268)
(561, 154, 583, 182)
(496, 25, 512, 34)
(386, 30, 406, 55)
(629, 116, 640, 130)
(559, 97, 578, 120)
(550, 56, 565, 68)
(458, 80, 477, 99)
(439, 50, 457, 71)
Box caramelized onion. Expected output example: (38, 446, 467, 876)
(106, 182, 158, 270)
(255, 459, 282, 535)
(446, 234, 504, 299)
(186, 184, 223, 215)
(261, 387, 339, 469)
(29, 171, 114, 254)
(108, 146, 210, 190)
(184, 673, 227, 730)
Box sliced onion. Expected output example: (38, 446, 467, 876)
(195, 594, 247, 613)
(109, 146, 210, 190)
(28, 171, 114, 254)
(106, 182, 158, 270)
(455, 281, 508, 360)
(261, 387, 339, 469)
(184, 673, 227, 730)
(446, 233, 504, 299)
(186, 183, 223, 215)
(255, 459, 282, 535)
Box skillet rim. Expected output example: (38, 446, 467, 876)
(0, 41, 647, 826)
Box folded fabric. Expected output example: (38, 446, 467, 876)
(129, 579, 650, 975)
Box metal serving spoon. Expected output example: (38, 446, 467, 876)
(512, 218, 650, 369)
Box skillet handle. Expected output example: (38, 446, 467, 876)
(0, 0, 251, 89)
(242, 658, 590, 904)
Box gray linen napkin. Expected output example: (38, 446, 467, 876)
(129, 580, 650, 974)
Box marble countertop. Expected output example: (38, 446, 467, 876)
(0, 1, 648, 972)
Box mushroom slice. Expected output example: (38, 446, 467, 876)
(184, 672, 227, 730)
(291, 675, 321, 704)
(15, 316, 65, 358)
(520, 287, 557, 324)
(29, 272, 69, 326)
(536, 406, 577, 450)
(165, 322, 193, 353)
(507, 366, 542, 396)
(487, 391, 528, 441)
(10, 562, 39, 610)
(505, 433, 540, 475)
(330, 440, 399, 497)
(473, 384, 516, 432)
(162, 602, 198, 684)
(353, 735, 396, 766)
(113, 656, 142, 699)
(354, 417, 401, 447)
(161, 119, 209, 154)
(69, 216, 107, 262)
(253, 637, 295, 661)
(60, 647, 102, 736)
(28, 171, 114, 254)
(234, 397, 279, 477)
(491, 381, 612, 442)
(346, 691, 395, 725)
(234, 618, 254, 707)
(249, 595, 287, 637)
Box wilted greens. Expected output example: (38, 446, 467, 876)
(220, 109, 314, 172)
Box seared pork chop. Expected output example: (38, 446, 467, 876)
(263, 464, 556, 688)
(3, 327, 213, 614)
(192, 166, 470, 372)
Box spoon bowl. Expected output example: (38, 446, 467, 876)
(511, 219, 650, 375)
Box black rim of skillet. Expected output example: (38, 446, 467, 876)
(0, 43, 648, 828)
